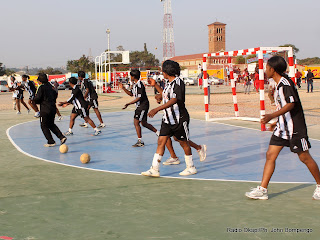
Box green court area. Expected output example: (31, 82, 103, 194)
(1, 109, 320, 240)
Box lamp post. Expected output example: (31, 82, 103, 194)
(106, 29, 111, 86)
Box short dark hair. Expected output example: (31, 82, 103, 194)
(37, 73, 48, 83)
(69, 77, 78, 85)
(22, 74, 30, 79)
(162, 60, 180, 77)
(130, 69, 140, 80)
(78, 71, 85, 78)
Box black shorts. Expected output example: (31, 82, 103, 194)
(16, 93, 24, 100)
(159, 116, 190, 141)
(72, 106, 89, 119)
(88, 99, 99, 109)
(134, 108, 149, 122)
(270, 134, 311, 153)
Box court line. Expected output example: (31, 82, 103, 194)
(6, 118, 316, 185)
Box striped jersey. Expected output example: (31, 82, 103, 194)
(273, 77, 307, 139)
(131, 80, 149, 109)
(81, 79, 98, 101)
(67, 85, 88, 112)
(162, 77, 188, 125)
(23, 80, 36, 96)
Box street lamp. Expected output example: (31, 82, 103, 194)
(106, 29, 111, 86)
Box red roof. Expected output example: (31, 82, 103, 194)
(208, 22, 226, 26)
(169, 53, 205, 61)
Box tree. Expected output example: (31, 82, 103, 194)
(67, 55, 95, 73)
(279, 44, 299, 56)
(38, 67, 63, 75)
(235, 56, 245, 64)
(298, 57, 320, 65)
(0, 63, 5, 76)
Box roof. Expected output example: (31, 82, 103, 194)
(169, 53, 205, 61)
(208, 22, 226, 26)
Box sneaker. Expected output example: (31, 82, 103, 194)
(93, 130, 102, 136)
(16, 111, 21, 115)
(312, 185, 320, 200)
(34, 112, 40, 118)
(163, 157, 180, 165)
(97, 123, 106, 128)
(245, 186, 268, 200)
(64, 131, 73, 136)
(198, 144, 207, 162)
(57, 116, 63, 121)
(44, 143, 56, 147)
(60, 137, 67, 145)
(132, 140, 144, 147)
(79, 122, 88, 128)
(179, 167, 197, 176)
(141, 167, 160, 177)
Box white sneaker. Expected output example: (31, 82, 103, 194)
(198, 144, 207, 162)
(93, 130, 101, 136)
(44, 143, 56, 147)
(57, 116, 63, 121)
(34, 112, 40, 118)
(141, 167, 160, 177)
(97, 123, 106, 128)
(16, 111, 21, 115)
(245, 186, 268, 200)
(64, 131, 73, 136)
(179, 167, 197, 176)
(163, 157, 180, 165)
(79, 122, 88, 128)
(312, 185, 320, 200)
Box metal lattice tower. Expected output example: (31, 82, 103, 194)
(161, 0, 175, 61)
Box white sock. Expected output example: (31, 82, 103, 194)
(152, 153, 162, 170)
(185, 155, 194, 168)
(94, 127, 99, 131)
(138, 138, 142, 141)
(156, 131, 160, 136)
(69, 128, 72, 133)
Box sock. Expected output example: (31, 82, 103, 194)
(94, 127, 99, 131)
(69, 128, 72, 133)
(138, 138, 142, 141)
(185, 155, 194, 168)
(156, 131, 160, 136)
(152, 153, 162, 170)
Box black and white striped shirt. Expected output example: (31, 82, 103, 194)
(23, 80, 36, 97)
(131, 80, 149, 109)
(162, 77, 188, 125)
(67, 85, 88, 112)
(273, 77, 307, 139)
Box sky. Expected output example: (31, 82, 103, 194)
(1, 0, 319, 69)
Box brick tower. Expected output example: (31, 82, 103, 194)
(208, 22, 226, 53)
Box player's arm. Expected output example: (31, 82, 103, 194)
(58, 89, 76, 107)
(261, 103, 294, 124)
(155, 94, 162, 104)
(148, 98, 177, 118)
(123, 97, 141, 109)
(149, 78, 163, 94)
(119, 83, 133, 96)
(83, 88, 89, 99)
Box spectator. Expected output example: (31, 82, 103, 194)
(295, 70, 302, 88)
(306, 69, 314, 93)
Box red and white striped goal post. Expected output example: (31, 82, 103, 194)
(202, 47, 295, 131)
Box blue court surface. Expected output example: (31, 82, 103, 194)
(7, 111, 320, 183)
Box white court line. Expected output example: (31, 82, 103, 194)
(4, 114, 317, 185)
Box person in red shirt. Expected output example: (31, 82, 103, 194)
(295, 70, 302, 88)
(254, 68, 260, 93)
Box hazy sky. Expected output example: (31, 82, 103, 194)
(1, 0, 319, 68)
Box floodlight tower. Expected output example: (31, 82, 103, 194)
(160, 0, 175, 61)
